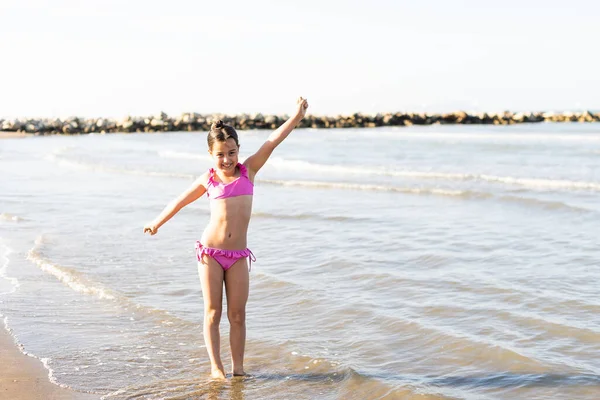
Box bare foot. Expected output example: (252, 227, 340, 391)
(232, 370, 246, 377)
(211, 368, 226, 379)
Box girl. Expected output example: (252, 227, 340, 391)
(143, 97, 309, 379)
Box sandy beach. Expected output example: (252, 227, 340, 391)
(0, 327, 98, 400)
(0, 131, 28, 139)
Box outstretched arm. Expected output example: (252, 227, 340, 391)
(244, 97, 309, 175)
(143, 171, 209, 235)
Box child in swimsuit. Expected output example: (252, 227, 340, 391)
(144, 97, 309, 379)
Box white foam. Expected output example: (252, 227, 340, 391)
(27, 237, 116, 300)
(40, 357, 72, 388)
(268, 157, 469, 179)
(266, 158, 600, 191)
(258, 179, 471, 197)
(478, 174, 600, 190)
(0, 239, 20, 295)
(2, 316, 70, 389)
(24, 237, 194, 332)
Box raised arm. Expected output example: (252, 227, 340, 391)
(244, 97, 309, 175)
(143, 171, 209, 235)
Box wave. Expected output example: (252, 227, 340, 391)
(268, 157, 472, 180)
(49, 148, 600, 193)
(46, 153, 592, 212)
(258, 180, 590, 212)
(267, 157, 600, 191)
(497, 195, 590, 213)
(26, 237, 195, 329)
(27, 237, 117, 300)
(46, 152, 474, 197)
(45, 154, 196, 180)
(0, 239, 20, 295)
(151, 151, 600, 192)
(478, 174, 600, 190)
(1, 238, 64, 390)
(2, 316, 73, 390)
(45, 153, 598, 211)
(259, 179, 478, 197)
(264, 173, 600, 198)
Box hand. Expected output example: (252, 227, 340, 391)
(143, 223, 158, 235)
(295, 97, 309, 119)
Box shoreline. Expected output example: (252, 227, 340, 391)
(0, 131, 28, 139)
(1, 110, 600, 136)
(0, 323, 99, 400)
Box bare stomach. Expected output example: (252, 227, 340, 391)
(201, 220, 250, 249)
(200, 197, 253, 249)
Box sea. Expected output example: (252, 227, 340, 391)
(1, 123, 599, 399)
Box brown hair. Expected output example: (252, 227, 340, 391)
(207, 120, 239, 150)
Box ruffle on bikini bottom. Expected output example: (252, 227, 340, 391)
(195, 241, 256, 270)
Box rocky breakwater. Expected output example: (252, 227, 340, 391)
(1, 111, 599, 135)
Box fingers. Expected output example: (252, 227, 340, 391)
(297, 97, 309, 109)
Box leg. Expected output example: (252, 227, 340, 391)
(224, 257, 249, 376)
(198, 256, 225, 379)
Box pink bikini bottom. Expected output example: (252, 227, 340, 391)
(195, 241, 256, 271)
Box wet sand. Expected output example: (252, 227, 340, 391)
(0, 327, 98, 400)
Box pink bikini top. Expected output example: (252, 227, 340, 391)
(206, 163, 254, 200)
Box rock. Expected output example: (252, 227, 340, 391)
(3, 109, 600, 135)
(150, 118, 164, 127)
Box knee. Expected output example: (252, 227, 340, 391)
(205, 308, 222, 325)
(228, 309, 245, 326)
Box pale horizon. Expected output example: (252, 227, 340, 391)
(2, 0, 599, 118)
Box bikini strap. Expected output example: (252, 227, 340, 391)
(207, 168, 217, 186)
(205, 169, 215, 198)
(248, 249, 256, 272)
(238, 163, 249, 178)
(195, 241, 204, 261)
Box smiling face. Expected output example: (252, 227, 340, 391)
(209, 138, 240, 172)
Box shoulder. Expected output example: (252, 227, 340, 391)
(194, 169, 212, 189)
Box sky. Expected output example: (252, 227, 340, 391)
(1, 0, 599, 118)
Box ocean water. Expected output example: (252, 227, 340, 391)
(1, 124, 599, 400)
